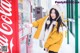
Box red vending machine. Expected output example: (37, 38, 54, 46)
(0, 0, 20, 53)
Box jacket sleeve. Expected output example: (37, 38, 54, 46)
(32, 16, 47, 28)
(44, 32, 63, 48)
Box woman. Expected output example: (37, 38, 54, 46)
(28, 8, 63, 53)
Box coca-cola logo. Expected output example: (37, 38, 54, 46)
(0, 0, 13, 53)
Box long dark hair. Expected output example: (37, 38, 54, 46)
(49, 8, 62, 32)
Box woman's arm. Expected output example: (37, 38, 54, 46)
(25, 17, 45, 28)
(32, 16, 47, 28)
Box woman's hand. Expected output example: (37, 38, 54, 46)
(24, 22, 33, 28)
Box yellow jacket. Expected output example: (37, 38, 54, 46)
(32, 16, 63, 52)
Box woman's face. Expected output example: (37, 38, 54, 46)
(51, 9, 56, 19)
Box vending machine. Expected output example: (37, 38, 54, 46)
(0, 0, 20, 53)
(0, 0, 32, 53)
(18, 0, 32, 53)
